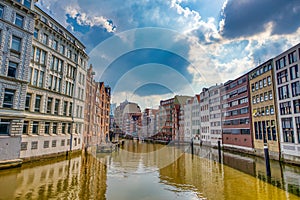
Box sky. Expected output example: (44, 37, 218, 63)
(36, 0, 300, 110)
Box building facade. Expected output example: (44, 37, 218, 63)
(191, 95, 201, 144)
(183, 98, 192, 143)
(84, 65, 111, 148)
(200, 88, 210, 145)
(273, 43, 300, 163)
(208, 84, 222, 147)
(0, 0, 37, 162)
(20, 6, 88, 159)
(249, 60, 280, 159)
(221, 74, 253, 152)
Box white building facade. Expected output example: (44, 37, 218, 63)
(208, 84, 222, 147)
(273, 43, 300, 163)
(0, 0, 37, 163)
(200, 88, 210, 145)
(20, 6, 88, 159)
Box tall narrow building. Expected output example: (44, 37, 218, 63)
(20, 6, 88, 159)
(249, 60, 280, 159)
(84, 65, 111, 148)
(0, 0, 37, 164)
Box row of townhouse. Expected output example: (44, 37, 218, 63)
(0, 1, 110, 166)
(150, 43, 300, 164)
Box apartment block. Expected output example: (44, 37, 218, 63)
(20, 6, 88, 159)
(273, 43, 300, 163)
(0, 0, 37, 162)
(221, 74, 253, 152)
(208, 84, 222, 147)
(200, 88, 210, 145)
(183, 98, 192, 142)
(191, 95, 201, 144)
(84, 65, 111, 148)
(249, 60, 280, 159)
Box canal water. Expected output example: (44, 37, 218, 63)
(0, 140, 299, 200)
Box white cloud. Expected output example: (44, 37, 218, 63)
(65, 6, 116, 33)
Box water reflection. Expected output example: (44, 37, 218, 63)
(0, 141, 299, 200)
(0, 153, 107, 200)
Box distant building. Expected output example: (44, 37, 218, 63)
(221, 74, 253, 152)
(159, 95, 191, 141)
(249, 59, 280, 159)
(183, 98, 193, 142)
(20, 5, 88, 159)
(84, 65, 111, 148)
(0, 0, 37, 163)
(141, 108, 159, 139)
(114, 100, 142, 137)
(191, 95, 201, 144)
(273, 43, 300, 163)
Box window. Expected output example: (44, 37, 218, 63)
(34, 95, 41, 112)
(290, 65, 299, 80)
(11, 36, 21, 52)
(52, 40, 58, 50)
(0, 4, 4, 18)
(264, 92, 268, 101)
(63, 101, 68, 116)
(278, 85, 289, 100)
(288, 51, 298, 64)
(41, 50, 46, 64)
(69, 102, 72, 116)
(15, 13, 24, 28)
(31, 141, 38, 150)
(44, 141, 49, 148)
(277, 69, 288, 84)
(59, 44, 65, 55)
(271, 120, 276, 141)
(23, 121, 28, 134)
(21, 142, 27, 150)
(259, 80, 263, 88)
(32, 121, 39, 134)
(62, 123, 66, 134)
(296, 117, 300, 143)
(32, 69, 38, 86)
(25, 93, 31, 111)
(267, 76, 271, 85)
(255, 82, 259, 90)
(61, 139, 65, 146)
(269, 91, 273, 100)
(52, 140, 56, 147)
(33, 28, 40, 40)
(42, 33, 48, 45)
(44, 122, 50, 134)
(270, 105, 274, 115)
(38, 71, 44, 87)
(54, 99, 60, 115)
(47, 97, 52, 114)
(294, 99, 300, 113)
(7, 61, 17, 78)
(280, 101, 292, 115)
(276, 56, 286, 70)
(52, 123, 57, 134)
(0, 119, 10, 135)
(282, 118, 294, 143)
(291, 81, 300, 97)
(263, 78, 267, 87)
(3, 89, 15, 108)
(24, 0, 31, 8)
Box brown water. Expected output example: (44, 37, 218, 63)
(0, 140, 299, 200)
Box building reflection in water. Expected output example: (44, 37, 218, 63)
(0, 153, 107, 200)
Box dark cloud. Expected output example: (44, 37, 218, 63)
(221, 0, 300, 38)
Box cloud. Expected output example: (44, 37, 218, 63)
(221, 0, 300, 38)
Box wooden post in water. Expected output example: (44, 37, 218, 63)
(218, 140, 222, 163)
(264, 144, 271, 177)
(191, 138, 194, 155)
